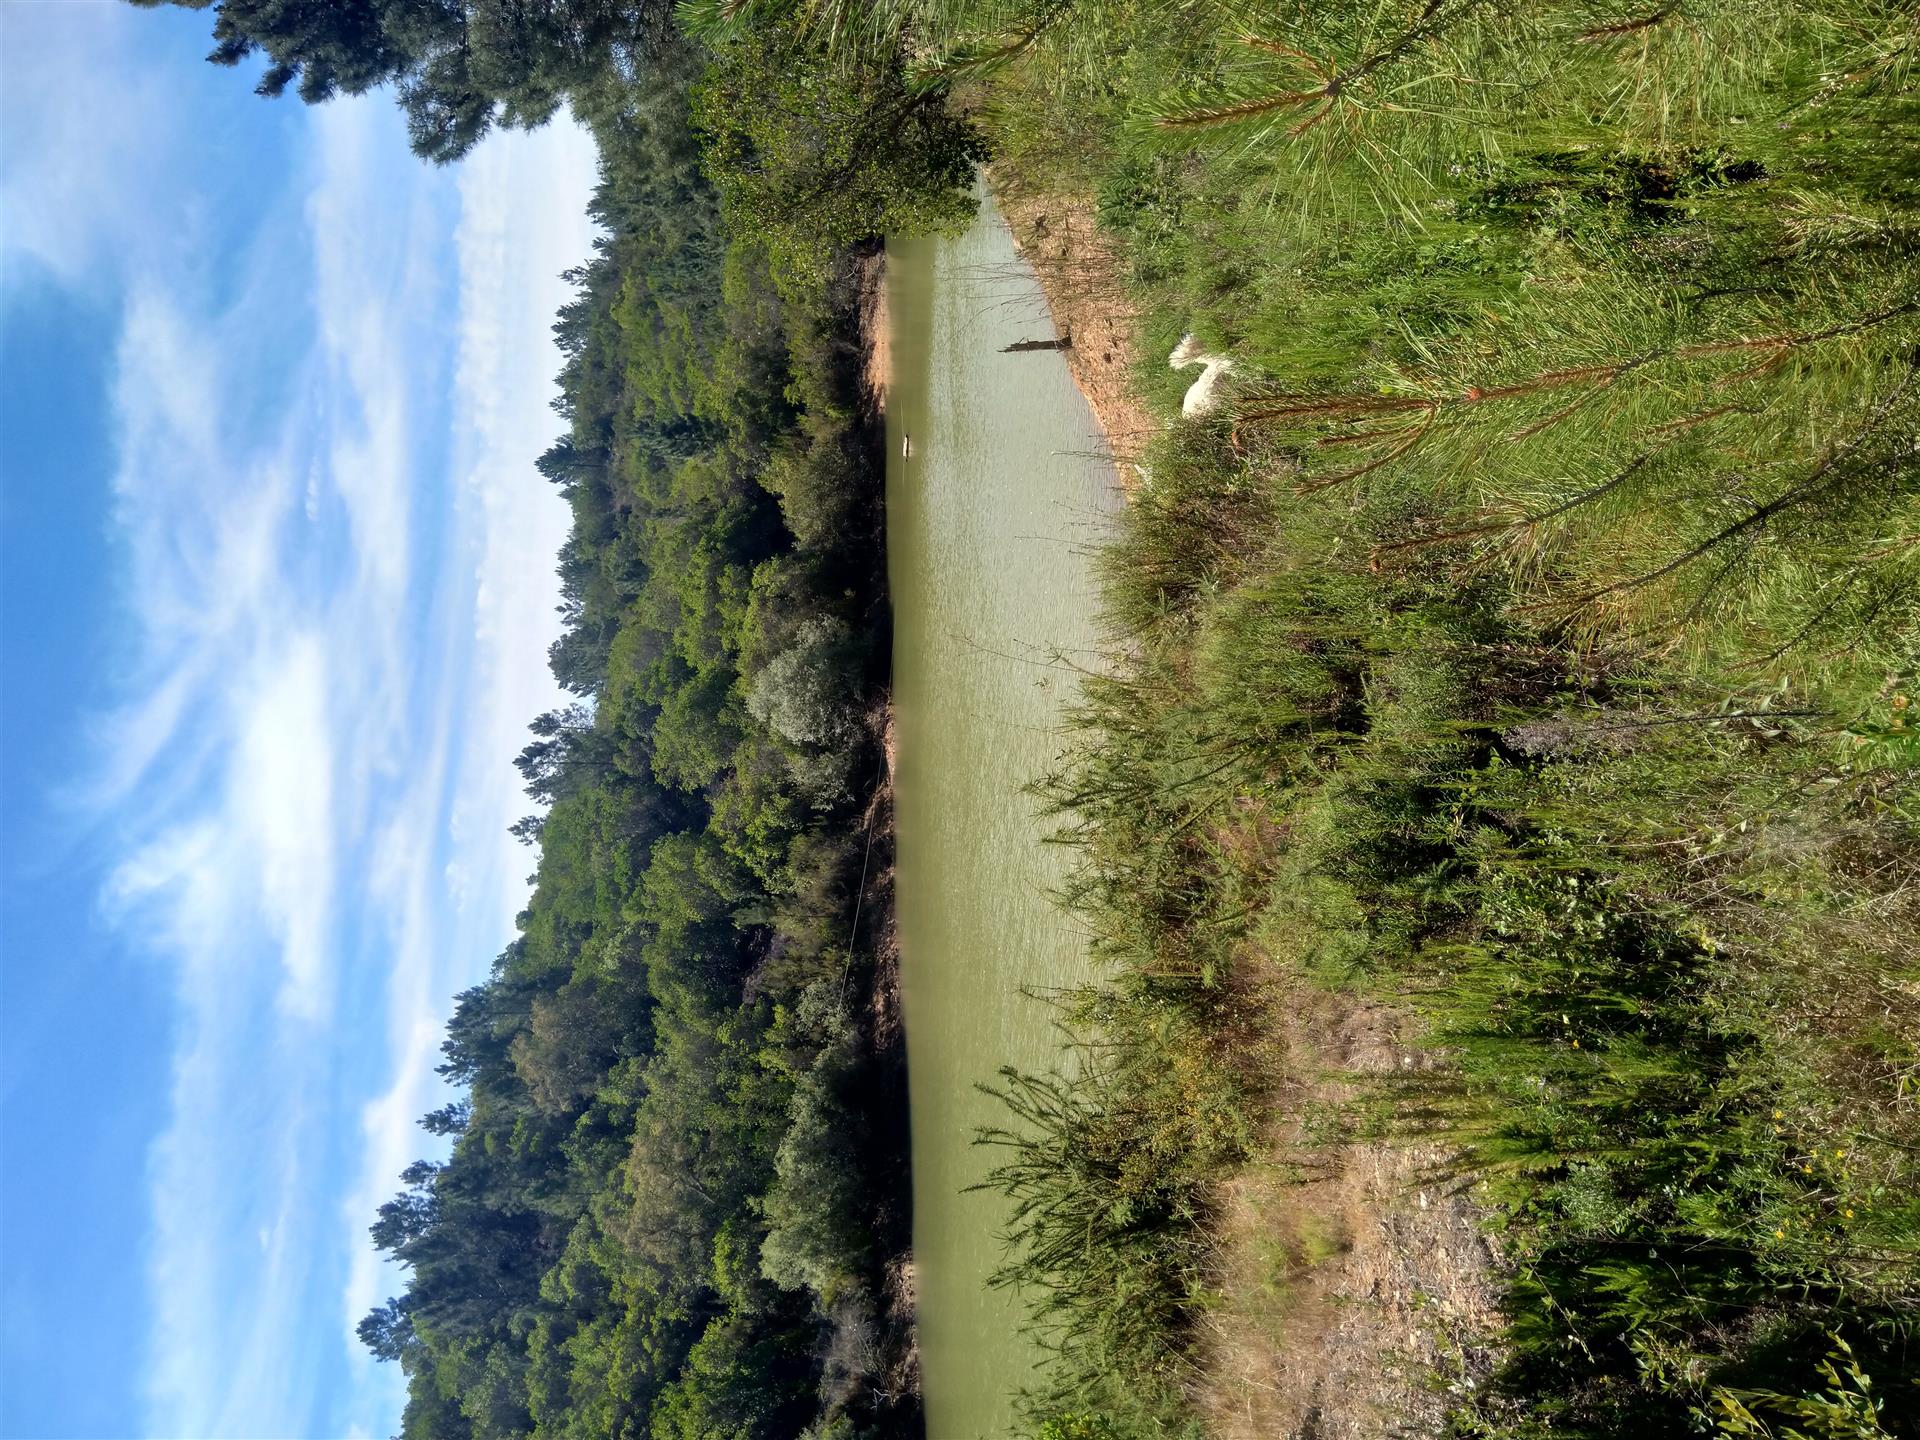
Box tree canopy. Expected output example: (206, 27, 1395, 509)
(131, 0, 671, 161)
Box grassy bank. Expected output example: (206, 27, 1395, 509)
(923, 0, 1920, 1434)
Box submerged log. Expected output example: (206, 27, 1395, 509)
(1002, 333, 1072, 353)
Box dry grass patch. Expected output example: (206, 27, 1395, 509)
(1195, 974, 1502, 1440)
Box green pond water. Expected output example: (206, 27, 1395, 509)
(886, 195, 1121, 1438)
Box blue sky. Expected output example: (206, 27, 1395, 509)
(0, 4, 599, 1436)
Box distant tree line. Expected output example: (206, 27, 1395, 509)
(351, 48, 920, 1435)
(131, 0, 670, 161)
(133, 4, 991, 1435)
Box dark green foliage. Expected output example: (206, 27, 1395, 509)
(691, 30, 986, 294)
(759, 984, 876, 1306)
(130, 0, 672, 161)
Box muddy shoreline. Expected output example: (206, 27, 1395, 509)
(845, 242, 921, 1420)
(986, 167, 1160, 478)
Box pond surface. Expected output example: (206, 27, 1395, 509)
(886, 193, 1120, 1439)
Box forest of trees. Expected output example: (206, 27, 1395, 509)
(136, 3, 984, 1433)
(130, 0, 672, 161)
(355, 49, 917, 1438)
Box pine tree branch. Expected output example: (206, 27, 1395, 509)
(1530, 360, 1920, 613)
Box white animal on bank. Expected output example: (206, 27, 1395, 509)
(1169, 333, 1235, 418)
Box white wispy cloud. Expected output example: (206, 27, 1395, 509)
(444, 119, 602, 943)
(0, 3, 188, 297)
(338, 118, 601, 1420)
(12, 22, 600, 1434)
(104, 108, 427, 1432)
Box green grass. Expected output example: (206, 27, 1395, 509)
(997, 418, 1918, 1436)
(880, 0, 1920, 1432)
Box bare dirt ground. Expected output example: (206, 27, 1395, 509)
(858, 248, 891, 415)
(1195, 974, 1503, 1439)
